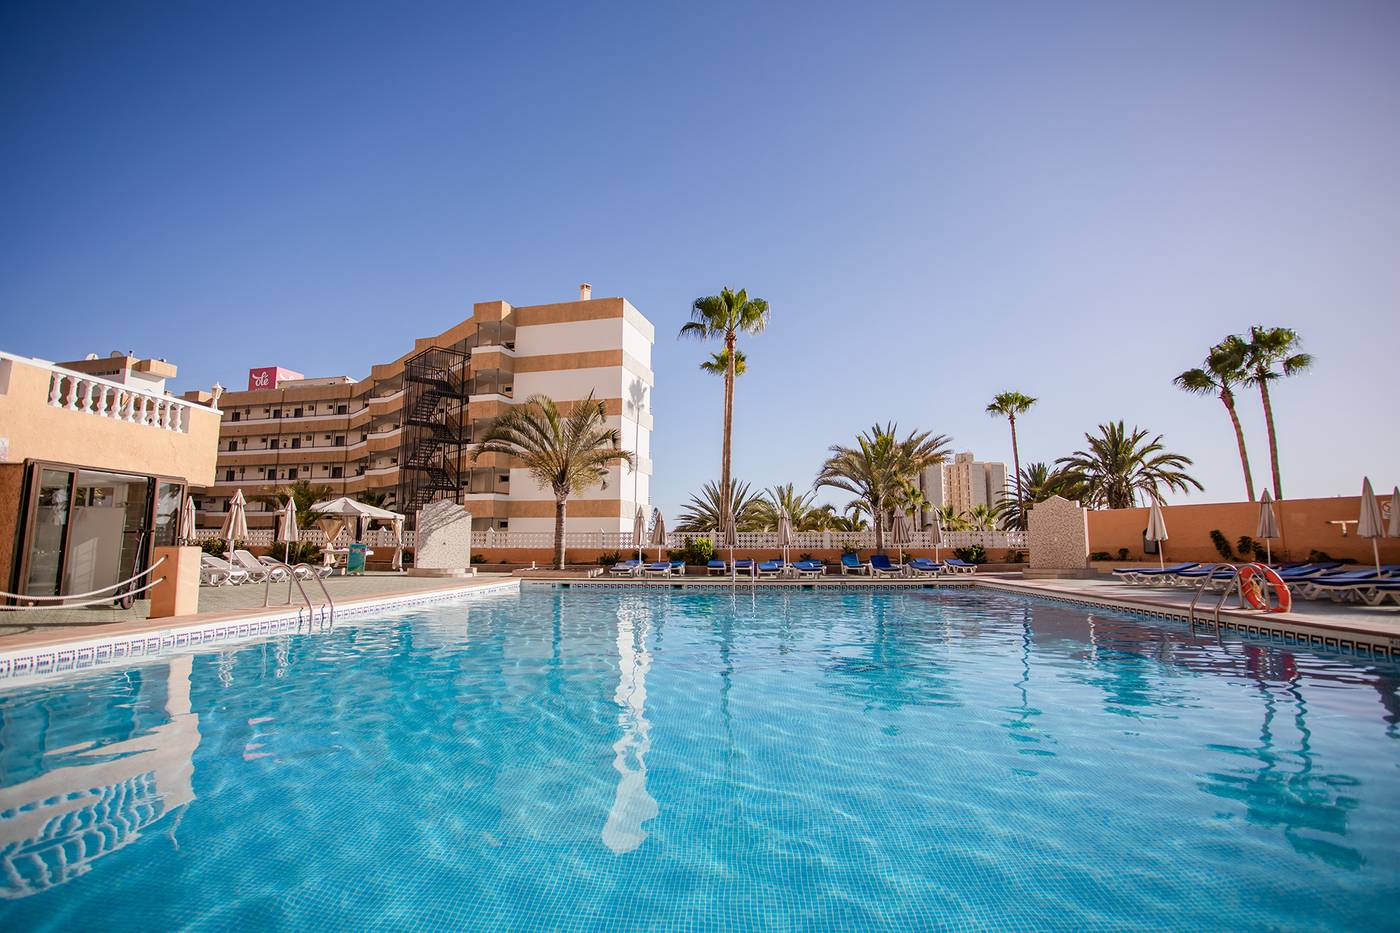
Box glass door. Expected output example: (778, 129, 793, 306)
(62, 471, 152, 597)
(24, 468, 75, 597)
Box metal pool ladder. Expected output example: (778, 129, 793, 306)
(1187, 563, 1256, 631)
(263, 562, 336, 628)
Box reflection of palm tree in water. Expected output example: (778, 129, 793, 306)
(1201, 648, 1363, 870)
(1004, 607, 1055, 764)
(602, 597, 658, 854)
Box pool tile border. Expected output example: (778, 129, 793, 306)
(0, 579, 520, 688)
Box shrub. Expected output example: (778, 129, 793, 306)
(1090, 551, 1113, 561)
(1209, 530, 1235, 561)
(842, 544, 860, 556)
(1308, 549, 1354, 565)
(200, 538, 230, 556)
(798, 552, 817, 563)
(598, 550, 622, 567)
(1116, 548, 1129, 561)
(668, 538, 715, 566)
(1236, 535, 1257, 559)
(1005, 550, 1026, 563)
(954, 544, 987, 564)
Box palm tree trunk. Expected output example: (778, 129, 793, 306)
(871, 497, 884, 550)
(553, 497, 567, 570)
(1009, 414, 1025, 529)
(1220, 388, 1255, 501)
(1258, 380, 1283, 499)
(721, 332, 736, 519)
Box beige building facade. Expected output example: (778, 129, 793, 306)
(0, 350, 221, 599)
(919, 451, 1009, 524)
(194, 287, 654, 534)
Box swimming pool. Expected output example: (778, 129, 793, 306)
(1, 585, 1397, 931)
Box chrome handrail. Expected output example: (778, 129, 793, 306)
(261, 561, 334, 627)
(295, 563, 335, 627)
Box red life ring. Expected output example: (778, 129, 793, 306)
(1238, 563, 1292, 613)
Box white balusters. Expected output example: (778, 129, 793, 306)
(41, 369, 194, 433)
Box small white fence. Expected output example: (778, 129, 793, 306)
(191, 528, 1026, 551)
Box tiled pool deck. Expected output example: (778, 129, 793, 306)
(1, 570, 1396, 686)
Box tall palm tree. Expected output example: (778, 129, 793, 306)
(699, 347, 747, 377)
(679, 287, 770, 520)
(997, 461, 1086, 530)
(1241, 326, 1313, 500)
(894, 480, 932, 528)
(474, 392, 632, 569)
(675, 479, 765, 532)
(985, 391, 1037, 528)
(934, 503, 968, 532)
(1055, 421, 1203, 509)
(1174, 335, 1255, 501)
(815, 423, 951, 549)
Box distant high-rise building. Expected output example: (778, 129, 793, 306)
(917, 451, 1008, 527)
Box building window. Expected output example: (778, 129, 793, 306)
(224, 469, 234, 482)
(291, 437, 301, 449)
(334, 435, 345, 446)
(331, 466, 343, 479)
(230, 411, 241, 422)
(287, 468, 298, 480)
(227, 440, 238, 451)
(293, 407, 303, 418)
(337, 404, 348, 414)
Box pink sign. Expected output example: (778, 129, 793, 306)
(247, 366, 302, 391)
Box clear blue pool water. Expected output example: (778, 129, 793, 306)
(1, 586, 1398, 931)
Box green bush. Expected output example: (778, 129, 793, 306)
(1209, 530, 1235, 561)
(667, 538, 715, 566)
(200, 538, 230, 556)
(954, 544, 987, 564)
(598, 550, 623, 567)
(1090, 551, 1113, 561)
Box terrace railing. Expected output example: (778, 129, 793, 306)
(190, 527, 1027, 551)
(41, 363, 203, 433)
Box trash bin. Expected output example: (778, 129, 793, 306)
(347, 543, 368, 575)
(1142, 531, 1159, 555)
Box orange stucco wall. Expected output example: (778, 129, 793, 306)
(1086, 495, 1399, 564)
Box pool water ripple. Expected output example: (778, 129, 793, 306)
(0, 587, 1397, 931)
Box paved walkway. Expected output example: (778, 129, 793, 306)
(0, 574, 510, 640)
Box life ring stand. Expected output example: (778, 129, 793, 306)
(1238, 563, 1292, 613)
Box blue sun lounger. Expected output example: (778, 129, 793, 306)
(840, 553, 869, 575)
(869, 554, 904, 577)
(908, 557, 941, 576)
(942, 558, 978, 574)
(1112, 562, 1198, 584)
(792, 560, 826, 577)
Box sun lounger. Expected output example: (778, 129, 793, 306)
(1112, 562, 1199, 585)
(733, 559, 755, 576)
(869, 554, 904, 577)
(792, 560, 826, 577)
(232, 549, 281, 583)
(200, 554, 248, 586)
(908, 557, 941, 577)
(942, 558, 978, 574)
(840, 554, 869, 575)
(757, 560, 786, 577)
(642, 561, 673, 576)
(669, 559, 687, 575)
(1293, 567, 1400, 601)
(608, 560, 642, 576)
(707, 560, 728, 575)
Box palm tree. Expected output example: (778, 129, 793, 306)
(675, 479, 765, 532)
(961, 503, 1004, 531)
(815, 423, 951, 549)
(699, 348, 747, 377)
(996, 461, 1086, 529)
(894, 480, 932, 528)
(985, 391, 1037, 528)
(1174, 335, 1255, 501)
(1241, 326, 1313, 500)
(816, 501, 871, 532)
(260, 478, 333, 528)
(934, 503, 967, 532)
(1055, 421, 1203, 509)
(474, 392, 632, 569)
(752, 483, 824, 531)
(679, 287, 770, 520)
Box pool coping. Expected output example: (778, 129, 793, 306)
(0, 577, 521, 688)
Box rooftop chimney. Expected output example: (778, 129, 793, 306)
(579, 283, 592, 301)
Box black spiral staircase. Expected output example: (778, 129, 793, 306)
(396, 347, 470, 514)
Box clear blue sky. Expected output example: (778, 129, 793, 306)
(3, 1, 1396, 517)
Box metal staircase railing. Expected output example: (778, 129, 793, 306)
(262, 562, 335, 628)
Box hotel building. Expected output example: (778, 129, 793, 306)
(193, 286, 654, 534)
(918, 451, 1009, 525)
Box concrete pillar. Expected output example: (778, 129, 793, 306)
(149, 546, 200, 618)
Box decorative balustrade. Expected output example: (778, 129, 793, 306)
(47, 368, 198, 433)
(190, 527, 1027, 551)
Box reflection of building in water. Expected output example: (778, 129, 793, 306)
(602, 597, 657, 854)
(0, 655, 200, 898)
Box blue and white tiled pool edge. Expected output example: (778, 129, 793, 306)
(0, 578, 521, 688)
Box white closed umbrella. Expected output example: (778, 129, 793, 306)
(889, 511, 912, 569)
(720, 504, 739, 579)
(391, 515, 405, 571)
(178, 496, 197, 545)
(220, 489, 249, 563)
(776, 508, 794, 568)
(633, 506, 647, 564)
(1358, 477, 1383, 574)
(276, 496, 299, 564)
(1255, 489, 1280, 565)
(650, 510, 667, 562)
(1145, 499, 1168, 569)
(932, 513, 944, 563)
(1388, 487, 1400, 540)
